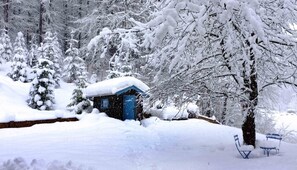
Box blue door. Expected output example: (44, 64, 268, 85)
(123, 95, 136, 120)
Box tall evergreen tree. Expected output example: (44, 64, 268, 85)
(63, 31, 87, 84)
(9, 32, 28, 82)
(43, 31, 62, 88)
(0, 31, 13, 62)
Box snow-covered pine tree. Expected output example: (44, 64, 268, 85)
(67, 65, 90, 114)
(0, 31, 13, 62)
(52, 32, 63, 82)
(28, 44, 55, 110)
(63, 31, 87, 84)
(26, 39, 39, 82)
(43, 31, 62, 88)
(67, 84, 91, 114)
(8, 32, 28, 82)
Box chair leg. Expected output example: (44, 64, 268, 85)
(242, 151, 251, 159)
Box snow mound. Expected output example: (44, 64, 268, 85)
(0, 157, 91, 170)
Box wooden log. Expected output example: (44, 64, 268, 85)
(0, 117, 79, 129)
(164, 115, 220, 124)
(196, 115, 220, 124)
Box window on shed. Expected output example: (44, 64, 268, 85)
(101, 98, 109, 109)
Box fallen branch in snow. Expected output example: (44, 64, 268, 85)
(164, 115, 220, 124)
(0, 117, 79, 129)
(196, 115, 220, 125)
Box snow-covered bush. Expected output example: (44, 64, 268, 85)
(28, 59, 55, 110)
(68, 78, 92, 114)
(68, 88, 91, 114)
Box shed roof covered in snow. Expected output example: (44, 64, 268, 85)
(84, 77, 149, 97)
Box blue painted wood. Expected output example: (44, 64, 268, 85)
(123, 95, 136, 120)
(115, 85, 149, 97)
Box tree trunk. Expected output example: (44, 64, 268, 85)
(78, 0, 83, 49)
(39, 0, 45, 43)
(221, 95, 228, 124)
(242, 106, 256, 146)
(26, 11, 31, 45)
(3, 0, 9, 31)
(63, 1, 68, 51)
(241, 33, 258, 147)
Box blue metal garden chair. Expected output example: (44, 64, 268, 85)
(234, 135, 254, 159)
(266, 133, 282, 153)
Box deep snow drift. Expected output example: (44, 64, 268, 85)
(0, 67, 297, 169)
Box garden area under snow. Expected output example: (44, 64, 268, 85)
(0, 67, 297, 169)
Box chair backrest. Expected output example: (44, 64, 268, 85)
(266, 133, 282, 140)
(234, 135, 241, 148)
(266, 133, 282, 147)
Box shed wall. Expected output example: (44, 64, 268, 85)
(93, 89, 144, 120)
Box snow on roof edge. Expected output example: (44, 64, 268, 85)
(84, 77, 149, 97)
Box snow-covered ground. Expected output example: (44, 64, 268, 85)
(0, 115, 297, 170)
(0, 68, 297, 169)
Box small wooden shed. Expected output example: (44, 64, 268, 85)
(84, 77, 149, 120)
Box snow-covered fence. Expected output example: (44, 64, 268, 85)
(0, 117, 78, 129)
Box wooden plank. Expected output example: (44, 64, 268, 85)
(0, 117, 79, 129)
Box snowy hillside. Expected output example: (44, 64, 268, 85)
(0, 70, 297, 169)
(0, 68, 76, 122)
